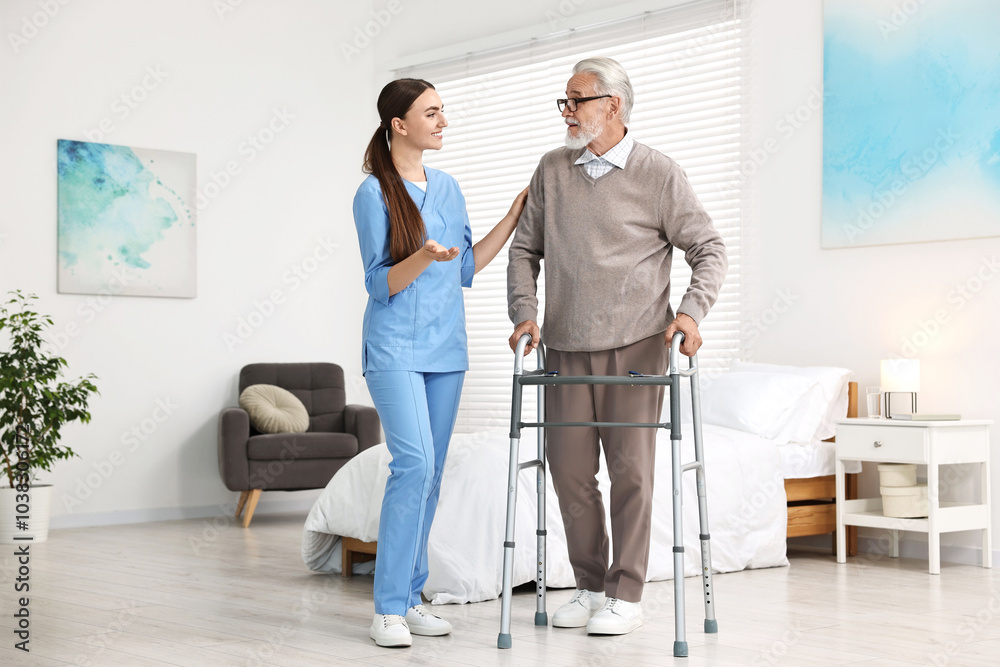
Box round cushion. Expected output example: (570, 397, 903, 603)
(239, 384, 310, 434)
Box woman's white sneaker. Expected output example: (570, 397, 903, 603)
(405, 604, 452, 636)
(369, 614, 412, 647)
(586, 598, 643, 635)
(552, 589, 607, 628)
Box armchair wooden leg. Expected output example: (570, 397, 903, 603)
(242, 489, 262, 528)
(235, 491, 249, 521)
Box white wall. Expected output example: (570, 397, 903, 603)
(0, 0, 378, 526)
(750, 0, 1000, 561)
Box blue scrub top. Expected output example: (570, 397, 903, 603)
(353, 167, 475, 375)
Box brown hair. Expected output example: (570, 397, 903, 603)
(363, 78, 435, 262)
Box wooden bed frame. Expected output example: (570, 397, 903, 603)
(784, 381, 858, 556)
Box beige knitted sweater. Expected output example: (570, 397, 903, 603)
(507, 141, 728, 352)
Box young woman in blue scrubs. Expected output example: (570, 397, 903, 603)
(354, 78, 527, 648)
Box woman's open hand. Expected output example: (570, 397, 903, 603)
(422, 239, 460, 262)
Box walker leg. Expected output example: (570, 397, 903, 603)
(689, 355, 717, 634)
(535, 478, 548, 627)
(498, 434, 520, 648)
(535, 386, 548, 626)
(696, 476, 717, 633)
(534, 514, 548, 625)
(669, 374, 688, 658)
(697, 490, 717, 634)
(500, 370, 527, 649)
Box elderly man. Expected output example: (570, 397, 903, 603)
(507, 57, 727, 636)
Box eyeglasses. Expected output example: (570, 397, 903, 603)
(556, 95, 612, 113)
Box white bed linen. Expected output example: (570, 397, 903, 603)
(302, 423, 788, 605)
(777, 440, 862, 479)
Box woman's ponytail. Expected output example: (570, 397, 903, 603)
(362, 79, 435, 262)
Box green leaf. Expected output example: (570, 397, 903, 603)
(0, 290, 99, 484)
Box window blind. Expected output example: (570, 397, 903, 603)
(400, 0, 745, 435)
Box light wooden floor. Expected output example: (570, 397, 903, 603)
(2, 512, 999, 666)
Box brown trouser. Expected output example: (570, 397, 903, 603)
(544, 331, 669, 602)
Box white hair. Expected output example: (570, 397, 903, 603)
(572, 57, 634, 125)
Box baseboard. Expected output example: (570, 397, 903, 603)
(787, 533, 998, 567)
(856, 535, 998, 568)
(48, 492, 320, 530)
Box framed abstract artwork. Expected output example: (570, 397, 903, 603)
(822, 0, 1000, 248)
(57, 139, 197, 297)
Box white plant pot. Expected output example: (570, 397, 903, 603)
(0, 484, 52, 543)
(877, 463, 918, 487)
(880, 484, 928, 518)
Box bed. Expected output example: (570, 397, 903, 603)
(301, 362, 858, 604)
(782, 381, 859, 555)
(677, 362, 860, 553)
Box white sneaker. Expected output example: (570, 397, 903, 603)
(552, 589, 606, 628)
(587, 598, 643, 635)
(405, 604, 452, 636)
(369, 614, 412, 647)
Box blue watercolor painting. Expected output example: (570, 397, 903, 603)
(57, 140, 197, 297)
(822, 0, 1000, 248)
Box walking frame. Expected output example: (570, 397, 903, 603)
(497, 331, 718, 657)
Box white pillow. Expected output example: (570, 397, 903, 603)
(729, 361, 852, 441)
(697, 372, 819, 443)
(239, 384, 310, 434)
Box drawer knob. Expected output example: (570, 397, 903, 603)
(873, 441, 883, 448)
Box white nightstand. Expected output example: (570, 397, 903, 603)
(835, 418, 992, 574)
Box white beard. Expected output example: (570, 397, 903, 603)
(564, 119, 601, 149)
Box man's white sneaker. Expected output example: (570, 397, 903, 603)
(369, 614, 412, 647)
(586, 598, 643, 635)
(552, 589, 607, 628)
(405, 604, 452, 636)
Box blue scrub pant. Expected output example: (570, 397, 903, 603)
(365, 370, 465, 615)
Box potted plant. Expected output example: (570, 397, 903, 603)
(0, 290, 98, 543)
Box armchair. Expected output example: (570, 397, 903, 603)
(218, 362, 381, 526)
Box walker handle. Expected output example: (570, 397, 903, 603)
(513, 333, 533, 375)
(669, 331, 686, 376)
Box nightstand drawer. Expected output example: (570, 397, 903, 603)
(836, 425, 928, 462)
